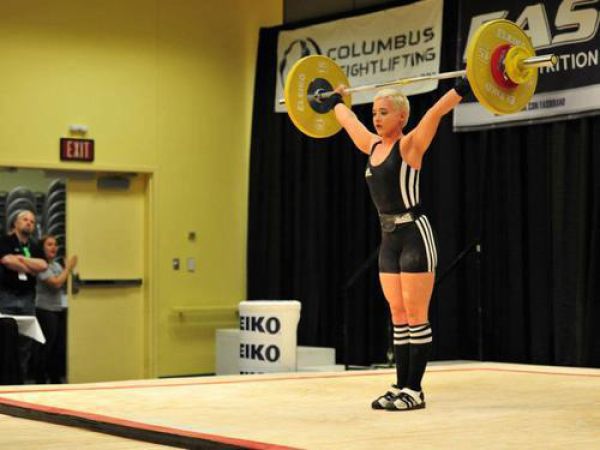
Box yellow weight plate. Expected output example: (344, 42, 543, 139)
(465, 19, 538, 115)
(283, 55, 352, 138)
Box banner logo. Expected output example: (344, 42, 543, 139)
(278, 38, 322, 90)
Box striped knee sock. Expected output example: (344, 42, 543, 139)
(393, 324, 410, 388)
(407, 323, 433, 392)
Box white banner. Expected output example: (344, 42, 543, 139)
(274, 0, 444, 112)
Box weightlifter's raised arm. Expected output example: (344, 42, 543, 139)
(331, 85, 378, 155)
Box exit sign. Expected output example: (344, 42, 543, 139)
(60, 138, 95, 162)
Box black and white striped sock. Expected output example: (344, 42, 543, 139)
(393, 324, 410, 388)
(407, 323, 433, 392)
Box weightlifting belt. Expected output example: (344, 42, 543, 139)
(379, 211, 416, 232)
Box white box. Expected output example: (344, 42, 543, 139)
(297, 346, 336, 368)
(215, 328, 239, 375)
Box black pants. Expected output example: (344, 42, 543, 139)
(1, 292, 36, 384)
(34, 308, 67, 384)
(0, 318, 22, 384)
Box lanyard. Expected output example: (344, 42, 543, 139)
(22, 246, 31, 258)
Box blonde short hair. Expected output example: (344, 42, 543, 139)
(373, 88, 410, 127)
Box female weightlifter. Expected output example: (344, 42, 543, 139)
(331, 78, 470, 411)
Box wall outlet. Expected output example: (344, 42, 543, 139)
(187, 257, 196, 272)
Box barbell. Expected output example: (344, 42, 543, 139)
(280, 19, 559, 138)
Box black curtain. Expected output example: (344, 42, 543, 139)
(470, 121, 600, 366)
(247, 1, 600, 368)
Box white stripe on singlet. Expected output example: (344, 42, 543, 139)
(421, 215, 438, 268)
(400, 161, 421, 209)
(415, 171, 420, 204)
(399, 161, 410, 209)
(415, 217, 433, 272)
(408, 168, 416, 207)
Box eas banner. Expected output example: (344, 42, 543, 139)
(274, 0, 443, 113)
(454, 0, 600, 131)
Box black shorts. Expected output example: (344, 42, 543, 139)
(379, 215, 438, 273)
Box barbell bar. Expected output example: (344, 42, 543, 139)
(280, 19, 559, 138)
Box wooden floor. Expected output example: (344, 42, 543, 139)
(1, 362, 599, 449)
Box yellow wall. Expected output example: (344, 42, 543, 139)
(0, 0, 282, 376)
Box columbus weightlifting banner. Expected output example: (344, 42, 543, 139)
(454, 0, 600, 130)
(274, 0, 443, 112)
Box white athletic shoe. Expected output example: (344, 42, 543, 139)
(371, 385, 402, 410)
(385, 387, 426, 411)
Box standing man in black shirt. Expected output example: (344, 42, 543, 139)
(0, 210, 48, 382)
